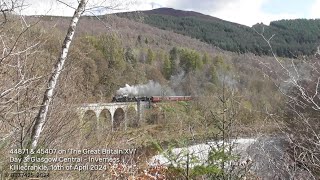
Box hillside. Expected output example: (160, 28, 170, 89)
(20, 13, 283, 139)
(2, 6, 320, 179)
(116, 8, 320, 58)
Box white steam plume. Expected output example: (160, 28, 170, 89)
(116, 80, 175, 96)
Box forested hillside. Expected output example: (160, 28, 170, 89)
(1, 6, 319, 179)
(117, 8, 320, 57)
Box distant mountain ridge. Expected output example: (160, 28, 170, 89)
(143, 8, 245, 26)
(143, 7, 213, 18)
(116, 8, 320, 57)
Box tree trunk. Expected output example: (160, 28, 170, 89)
(29, 0, 86, 150)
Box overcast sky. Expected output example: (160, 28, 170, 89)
(19, 0, 320, 26)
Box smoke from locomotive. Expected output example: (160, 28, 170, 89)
(116, 80, 175, 96)
(112, 95, 192, 103)
(113, 81, 191, 103)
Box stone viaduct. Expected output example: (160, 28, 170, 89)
(78, 101, 149, 131)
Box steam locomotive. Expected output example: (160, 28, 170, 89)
(112, 95, 192, 103)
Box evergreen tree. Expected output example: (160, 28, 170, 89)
(125, 47, 137, 65)
(179, 48, 202, 72)
(98, 34, 125, 71)
(202, 52, 210, 65)
(169, 47, 179, 74)
(137, 34, 142, 45)
(163, 54, 172, 79)
(147, 48, 155, 64)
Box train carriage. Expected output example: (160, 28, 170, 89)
(112, 95, 192, 103)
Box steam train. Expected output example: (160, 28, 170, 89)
(112, 95, 192, 103)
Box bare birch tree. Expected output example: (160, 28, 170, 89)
(28, 0, 133, 150)
(0, 2, 52, 174)
(28, 0, 86, 151)
(0, 0, 42, 143)
(254, 27, 320, 179)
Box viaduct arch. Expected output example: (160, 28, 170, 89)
(78, 102, 148, 131)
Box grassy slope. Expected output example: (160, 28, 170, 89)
(23, 14, 280, 145)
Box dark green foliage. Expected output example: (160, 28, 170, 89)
(169, 47, 179, 74)
(90, 34, 126, 71)
(163, 54, 172, 79)
(213, 55, 230, 71)
(202, 52, 210, 65)
(137, 34, 142, 44)
(208, 64, 218, 84)
(147, 48, 155, 64)
(179, 48, 203, 72)
(118, 10, 320, 57)
(124, 47, 137, 64)
(168, 47, 204, 74)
